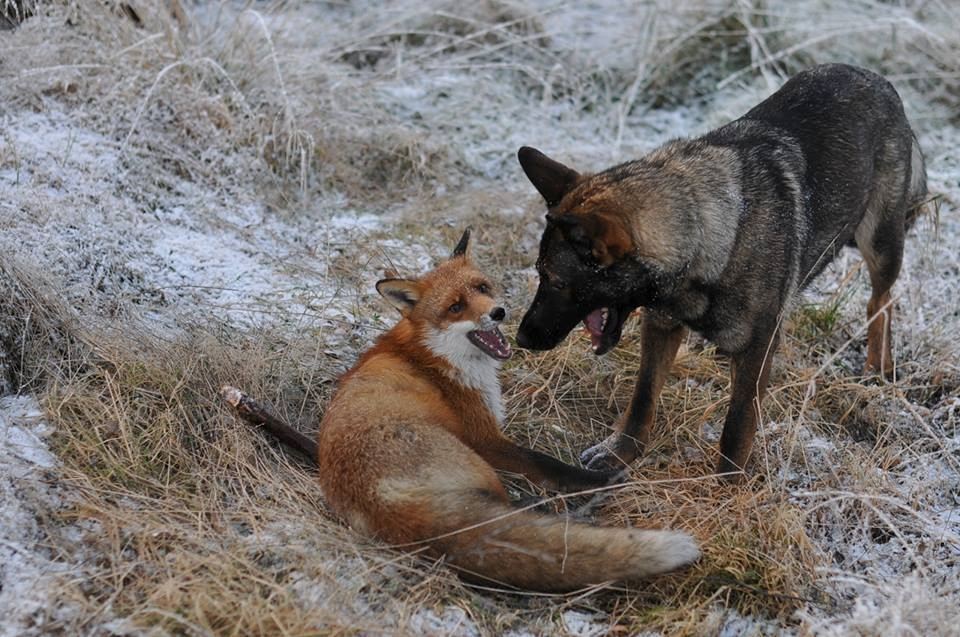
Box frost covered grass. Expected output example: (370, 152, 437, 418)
(1, 0, 959, 635)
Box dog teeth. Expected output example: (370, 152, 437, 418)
(600, 308, 609, 332)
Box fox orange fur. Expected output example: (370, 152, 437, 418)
(315, 229, 699, 591)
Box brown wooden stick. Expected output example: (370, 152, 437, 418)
(220, 385, 318, 461)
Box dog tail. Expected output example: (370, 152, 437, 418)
(426, 492, 700, 591)
(906, 132, 928, 228)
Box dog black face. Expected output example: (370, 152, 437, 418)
(516, 222, 661, 355)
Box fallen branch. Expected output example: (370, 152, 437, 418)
(220, 385, 318, 461)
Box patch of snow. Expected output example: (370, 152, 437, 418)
(798, 574, 960, 636)
(409, 606, 480, 637)
(715, 608, 788, 637)
(0, 396, 103, 636)
(560, 609, 609, 637)
(0, 109, 413, 341)
(0, 399, 54, 469)
(329, 212, 382, 231)
(0, 110, 120, 193)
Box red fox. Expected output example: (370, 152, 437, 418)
(312, 229, 699, 591)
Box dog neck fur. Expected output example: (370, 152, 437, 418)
(425, 321, 505, 425)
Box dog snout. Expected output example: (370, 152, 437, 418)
(515, 319, 549, 350)
(515, 328, 532, 349)
(489, 306, 506, 322)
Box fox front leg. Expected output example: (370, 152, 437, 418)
(478, 437, 621, 492)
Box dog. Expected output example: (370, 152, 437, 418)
(514, 63, 927, 478)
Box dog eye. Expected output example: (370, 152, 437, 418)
(551, 279, 566, 291)
(448, 302, 462, 314)
(477, 283, 490, 295)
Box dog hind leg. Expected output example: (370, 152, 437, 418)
(855, 164, 909, 379)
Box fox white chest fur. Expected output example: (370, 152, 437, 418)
(426, 323, 505, 425)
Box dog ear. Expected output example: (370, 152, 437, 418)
(450, 226, 472, 259)
(548, 212, 631, 267)
(376, 279, 421, 315)
(518, 147, 580, 207)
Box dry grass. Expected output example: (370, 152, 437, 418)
(2, 0, 960, 635)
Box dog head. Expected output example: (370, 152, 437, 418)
(514, 147, 674, 355)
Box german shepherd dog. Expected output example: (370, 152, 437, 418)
(514, 64, 927, 478)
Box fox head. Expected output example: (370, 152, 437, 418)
(376, 228, 512, 364)
(514, 147, 684, 355)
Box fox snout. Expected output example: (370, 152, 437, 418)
(480, 306, 507, 330)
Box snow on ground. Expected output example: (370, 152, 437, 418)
(0, 396, 96, 636)
(0, 108, 430, 345)
(3, 102, 959, 636)
(2, 1, 959, 634)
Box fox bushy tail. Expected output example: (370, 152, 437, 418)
(429, 494, 700, 591)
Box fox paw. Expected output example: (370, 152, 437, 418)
(579, 433, 640, 471)
(561, 466, 626, 492)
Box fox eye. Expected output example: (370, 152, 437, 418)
(477, 283, 490, 295)
(448, 302, 463, 314)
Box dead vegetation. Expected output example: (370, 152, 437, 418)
(2, 0, 959, 635)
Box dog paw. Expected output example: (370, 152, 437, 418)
(862, 361, 895, 382)
(579, 433, 639, 471)
(579, 433, 617, 464)
(715, 457, 747, 483)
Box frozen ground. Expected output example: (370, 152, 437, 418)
(2, 1, 959, 635)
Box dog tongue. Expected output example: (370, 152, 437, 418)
(583, 309, 606, 349)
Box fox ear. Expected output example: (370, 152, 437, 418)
(517, 147, 580, 207)
(450, 226, 472, 259)
(376, 278, 421, 315)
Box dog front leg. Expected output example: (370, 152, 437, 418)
(580, 319, 686, 471)
(716, 335, 778, 480)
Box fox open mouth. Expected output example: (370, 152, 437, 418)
(582, 306, 629, 355)
(468, 327, 512, 360)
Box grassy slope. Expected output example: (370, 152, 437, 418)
(1, 1, 958, 635)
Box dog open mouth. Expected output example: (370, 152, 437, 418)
(468, 327, 512, 360)
(582, 306, 629, 355)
